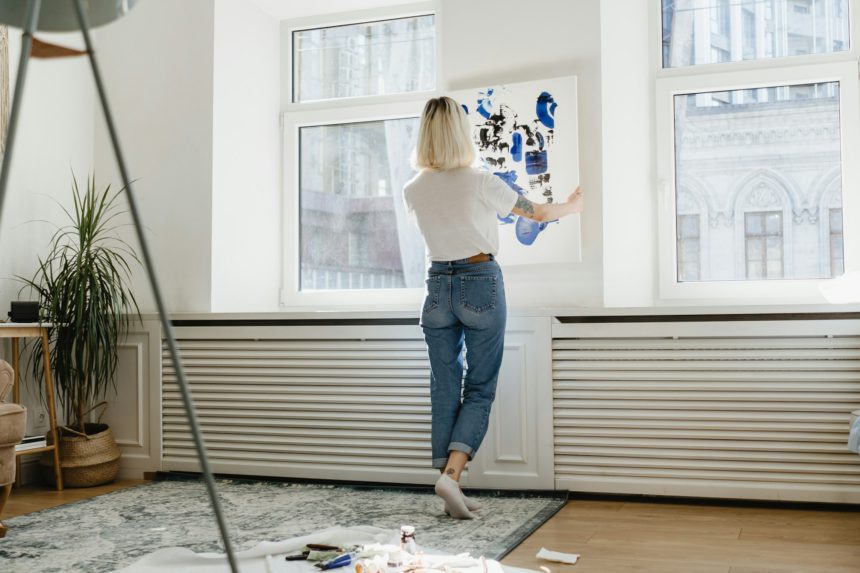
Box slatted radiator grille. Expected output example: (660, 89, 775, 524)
(552, 334, 860, 502)
(162, 336, 436, 483)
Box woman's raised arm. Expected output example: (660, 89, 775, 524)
(511, 186, 583, 222)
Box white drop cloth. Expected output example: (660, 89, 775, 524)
(111, 526, 535, 573)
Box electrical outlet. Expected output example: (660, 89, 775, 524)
(33, 408, 48, 431)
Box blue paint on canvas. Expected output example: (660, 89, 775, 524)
(511, 132, 523, 162)
(515, 216, 548, 246)
(476, 88, 494, 119)
(467, 85, 564, 247)
(536, 91, 556, 129)
(525, 150, 548, 175)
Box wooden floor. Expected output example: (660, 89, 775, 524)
(502, 498, 860, 573)
(4, 482, 860, 572)
(3, 478, 145, 519)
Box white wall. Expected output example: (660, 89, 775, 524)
(0, 33, 95, 325)
(440, 0, 603, 308)
(93, 0, 216, 314)
(211, 0, 281, 312)
(600, 0, 656, 307)
(0, 31, 95, 442)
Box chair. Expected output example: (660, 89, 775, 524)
(0, 359, 26, 537)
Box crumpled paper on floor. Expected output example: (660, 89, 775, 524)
(536, 547, 579, 565)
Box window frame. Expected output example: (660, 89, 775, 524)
(655, 0, 860, 302)
(281, 4, 441, 309)
(284, 5, 441, 113)
(282, 102, 428, 308)
(289, 12, 438, 105)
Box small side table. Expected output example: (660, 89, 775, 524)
(0, 323, 63, 490)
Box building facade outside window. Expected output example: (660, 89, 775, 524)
(658, 0, 858, 299)
(744, 211, 784, 280)
(830, 207, 844, 276)
(676, 213, 702, 281)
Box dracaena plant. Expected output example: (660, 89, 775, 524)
(20, 175, 141, 434)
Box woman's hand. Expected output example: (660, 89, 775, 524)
(566, 186, 583, 213)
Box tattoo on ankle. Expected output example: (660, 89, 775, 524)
(445, 468, 455, 477)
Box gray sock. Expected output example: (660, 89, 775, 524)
(462, 493, 482, 511)
(445, 492, 482, 514)
(435, 474, 475, 519)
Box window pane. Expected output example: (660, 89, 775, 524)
(678, 213, 699, 238)
(662, 0, 850, 68)
(745, 212, 763, 235)
(299, 118, 425, 290)
(293, 15, 435, 102)
(746, 237, 763, 260)
(830, 207, 844, 276)
(830, 207, 843, 232)
(674, 82, 842, 281)
(747, 260, 763, 279)
(676, 214, 701, 281)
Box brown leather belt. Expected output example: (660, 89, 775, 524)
(463, 253, 493, 263)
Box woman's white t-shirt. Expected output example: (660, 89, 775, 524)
(402, 167, 520, 262)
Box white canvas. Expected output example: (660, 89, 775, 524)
(450, 76, 581, 265)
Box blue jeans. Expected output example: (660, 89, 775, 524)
(420, 257, 507, 469)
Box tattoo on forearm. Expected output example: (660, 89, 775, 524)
(515, 195, 535, 216)
(446, 468, 455, 476)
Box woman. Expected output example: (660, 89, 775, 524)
(403, 96, 583, 519)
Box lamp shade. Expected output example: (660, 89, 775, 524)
(0, 0, 137, 32)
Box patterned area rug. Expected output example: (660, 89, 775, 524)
(0, 477, 566, 573)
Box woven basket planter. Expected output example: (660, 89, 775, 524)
(40, 423, 120, 488)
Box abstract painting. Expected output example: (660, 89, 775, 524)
(451, 76, 580, 265)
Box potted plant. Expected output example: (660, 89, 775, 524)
(20, 174, 140, 487)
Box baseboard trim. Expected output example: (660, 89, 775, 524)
(566, 490, 860, 511)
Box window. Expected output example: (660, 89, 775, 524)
(657, 0, 859, 300)
(298, 118, 423, 291)
(744, 211, 784, 279)
(672, 82, 842, 282)
(711, 0, 731, 38)
(676, 214, 701, 281)
(292, 15, 435, 102)
(284, 10, 436, 305)
(662, 0, 850, 67)
(830, 208, 844, 276)
(742, 9, 756, 60)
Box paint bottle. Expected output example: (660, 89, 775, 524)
(386, 549, 404, 570)
(400, 525, 418, 555)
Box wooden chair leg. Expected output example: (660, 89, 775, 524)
(0, 483, 11, 538)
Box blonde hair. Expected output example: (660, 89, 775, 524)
(412, 96, 476, 170)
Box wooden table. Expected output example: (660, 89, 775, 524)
(0, 323, 63, 490)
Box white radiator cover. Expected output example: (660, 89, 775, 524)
(552, 319, 860, 503)
(159, 317, 860, 502)
(162, 320, 553, 489)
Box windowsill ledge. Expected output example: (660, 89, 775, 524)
(142, 302, 860, 323)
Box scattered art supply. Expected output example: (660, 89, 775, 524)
(400, 525, 419, 554)
(449, 76, 581, 265)
(536, 547, 580, 565)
